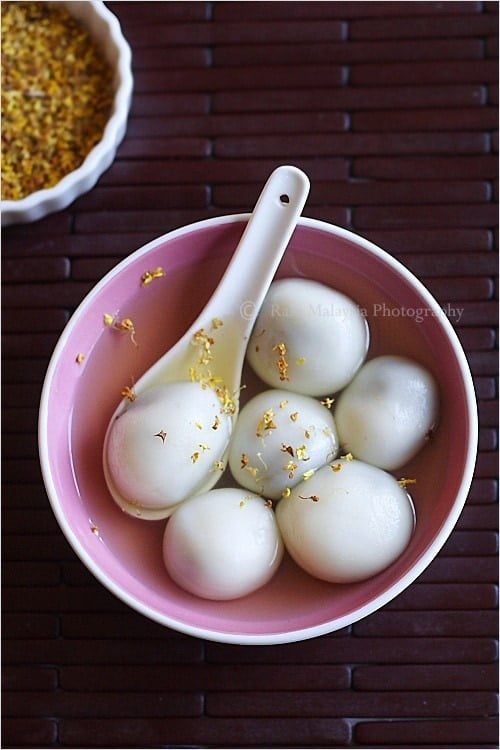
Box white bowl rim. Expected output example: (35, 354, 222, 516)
(1, 0, 133, 226)
(38, 214, 479, 644)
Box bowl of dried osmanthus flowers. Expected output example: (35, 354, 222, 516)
(1, 0, 133, 226)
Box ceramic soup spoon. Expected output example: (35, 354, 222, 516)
(103, 165, 310, 519)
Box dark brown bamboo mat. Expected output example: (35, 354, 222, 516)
(2, 2, 498, 748)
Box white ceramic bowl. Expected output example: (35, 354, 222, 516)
(1, 0, 133, 226)
(39, 215, 478, 644)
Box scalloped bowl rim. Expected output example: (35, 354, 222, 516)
(39, 214, 478, 644)
(1, 0, 133, 226)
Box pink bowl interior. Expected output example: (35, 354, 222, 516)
(39, 216, 477, 643)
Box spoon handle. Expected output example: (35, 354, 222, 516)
(120, 165, 310, 399)
(210, 165, 310, 335)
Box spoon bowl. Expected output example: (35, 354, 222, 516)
(103, 166, 310, 519)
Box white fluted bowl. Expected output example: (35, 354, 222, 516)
(1, 0, 133, 226)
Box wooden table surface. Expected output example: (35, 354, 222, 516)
(2, 2, 498, 748)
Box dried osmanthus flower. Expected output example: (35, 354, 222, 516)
(272, 341, 290, 382)
(104, 314, 138, 347)
(140, 268, 165, 286)
(256, 408, 277, 438)
(398, 477, 417, 488)
(121, 385, 136, 402)
(191, 328, 215, 366)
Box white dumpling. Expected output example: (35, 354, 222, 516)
(162, 488, 284, 600)
(228, 389, 339, 500)
(246, 278, 369, 396)
(334, 355, 438, 471)
(276, 459, 415, 583)
(105, 380, 232, 518)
